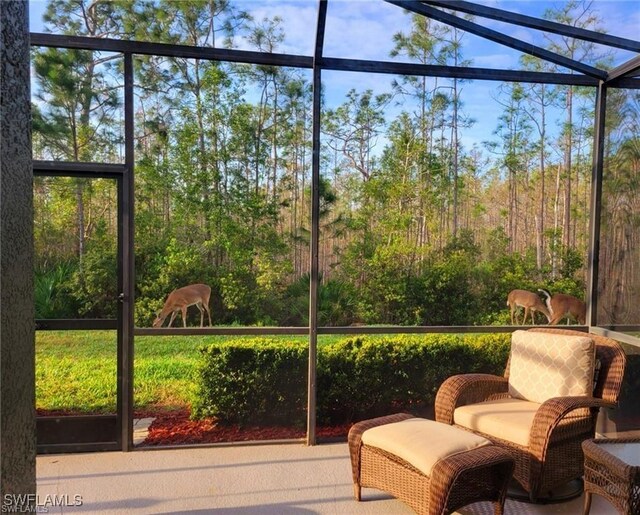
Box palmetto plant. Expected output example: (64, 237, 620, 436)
(285, 273, 358, 327)
(34, 262, 76, 319)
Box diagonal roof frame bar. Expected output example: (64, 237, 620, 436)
(422, 0, 640, 53)
(385, 0, 607, 80)
(607, 55, 640, 83)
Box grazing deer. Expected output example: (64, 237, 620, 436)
(153, 283, 212, 328)
(506, 289, 551, 325)
(538, 289, 586, 325)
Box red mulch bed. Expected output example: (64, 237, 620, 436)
(37, 408, 352, 445)
(138, 409, 352, 446)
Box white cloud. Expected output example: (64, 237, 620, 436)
(229, 0, 416, 61)
(228, 0, 413, 60)
(236, 1, 319, 56)
(322, 0, 410, 61)
(472, 52, 521, 69)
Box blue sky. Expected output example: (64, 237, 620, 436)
(29, 0, 640, 63)
(29, 0, 640, 152)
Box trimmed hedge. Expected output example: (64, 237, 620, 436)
(192, 338, 308, 426)
(317, 334, 509, 424)
(192, 334, 510, 425)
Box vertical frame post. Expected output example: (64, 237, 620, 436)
(307, 0, 328, 446)
(120, 52, 135, 450)
(586, 81, 606, 327)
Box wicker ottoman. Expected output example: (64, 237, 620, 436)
(348, 413, 515, 515)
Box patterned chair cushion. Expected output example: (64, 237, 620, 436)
(508, 330, 595, 404)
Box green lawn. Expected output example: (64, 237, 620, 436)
(37, 331, 119, 413)
(36, 331, 342, 414)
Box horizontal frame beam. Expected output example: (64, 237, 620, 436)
(317, 325, 587, 334)
(36, 319, 118, 330)
(386, 0, 607, 80)
(37, 442, 120, 454)
(423, 0, 640, 53)
(135, 327, 309, 336)
(611, 77, 640, 89)
(590, 326, 640, 348)
(320, 57, 599, 85)
(30, 33, 313, 69)
(31, 33, 640, 89)
(33, 160, 126, 177)
(134, 324, 587, 337)
(134, 439, 305, 451)
(595, 325, 640, 332)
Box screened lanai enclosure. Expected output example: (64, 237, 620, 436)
(31, 0, 640, 453)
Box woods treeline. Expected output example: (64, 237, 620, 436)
(32, 1, 639, 327)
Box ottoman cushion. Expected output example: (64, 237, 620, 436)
(361, 417, 492, 476)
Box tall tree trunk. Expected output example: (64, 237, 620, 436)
(563, 86, 573, 249)
(451, 54, 460, 238)
(509, 168, 517, 253)
(272, 76, 279, 202)
(574, 126, 582, 249)
(449, 85, 459, 239)
(537, 87, 547, 272)
(75, 61, 96, 266)
(194, 60, 213, 261)
(552, 163, 562, 279)
(76, 180, 85, 266)
(255, 86, 267, 196)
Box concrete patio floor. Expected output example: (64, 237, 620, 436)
(37, 442, 616, 514)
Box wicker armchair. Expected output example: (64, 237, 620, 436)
(435, 328, 626, 502)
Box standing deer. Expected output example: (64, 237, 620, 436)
(507, 289, 551, 325)
(539, 289, 586, 325)
(153, 283, 212, 328)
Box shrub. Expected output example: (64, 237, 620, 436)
(69, 246, 118, 318)
(192, 338, 308, 426)
(317, 334, 510, 423)
(192, 333, 510, 426)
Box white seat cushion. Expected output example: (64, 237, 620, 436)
(454, 398, 541, 447)
(508, 330, 595, 404)
(361, 418, 491, 476)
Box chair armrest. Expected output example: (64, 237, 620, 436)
(529, 396, 616, 458)
(435, 374, 509, 424)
